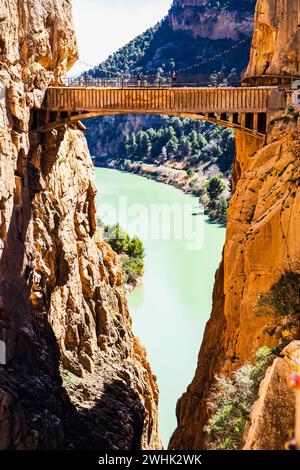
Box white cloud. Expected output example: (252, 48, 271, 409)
(70, 0, 171, 76)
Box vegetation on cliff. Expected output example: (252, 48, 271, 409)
(255, 272, 300, 337)
(87, 0, 255, 79)
(205, 347, 275, 450)
(96, 220, 145, 288)
(119, 117, 234, 172)
(199, 175, 228, 223)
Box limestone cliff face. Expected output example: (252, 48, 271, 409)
(170, 0, 300, 450)
(245, 0, 300, 77)
(169, 0, 255, 40)
(0, 0, 160, 450)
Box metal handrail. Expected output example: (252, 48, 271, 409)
(60, 77, 241, 88)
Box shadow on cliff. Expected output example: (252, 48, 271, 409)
(0, 154, 77, 450)
(0, 126, 75, 450)
(0, 124, 74, 373)
(0, 193, 145, 449)
(66, 379, 145, 450)
(0, 125, 145, 450)
(0, 180, 144, 451)
(0, 180, 46, 370)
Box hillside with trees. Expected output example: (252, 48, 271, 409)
(86, 1, 256, 80)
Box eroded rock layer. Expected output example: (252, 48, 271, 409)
(245, 0, 300, 78)
(0, 0, 160, 450)
(169, 0, 255, 40)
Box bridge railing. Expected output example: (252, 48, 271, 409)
(63, 77, 240, 88)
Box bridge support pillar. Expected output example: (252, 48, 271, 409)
(266, 113, 271, 134)
(240, 113, 246, 129)
(253, 113, 258, 133)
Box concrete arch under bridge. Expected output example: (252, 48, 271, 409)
(35, 85, 288, 140)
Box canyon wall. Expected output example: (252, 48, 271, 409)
(170, 0, 300, 450)
(245, 0, 300, 77)
(0, 0, 160, 450)
(169, 0, 255, 40)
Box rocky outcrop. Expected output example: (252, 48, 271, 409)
(0, 0, 160, 450)
(245, 0, 300, 78)
(169, 0, 255, 40)
(243, 341, 300, 450)
(170, 0, 300, 450)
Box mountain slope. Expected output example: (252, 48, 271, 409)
(88, 0, 256, 80)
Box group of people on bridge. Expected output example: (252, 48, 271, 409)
(75, 71, 179, 88)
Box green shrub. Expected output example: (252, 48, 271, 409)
(63, 372, 76, 386)
(205, 347, 274, 450)
(254, 272, 300, 321)
(99, 222, 145, 285)
(208, 197, 228, 223)
(189, 180, 197, 189)
(187, 168, 196, 178)
(120, 254, 144, 284)
(206, 175, 226, 200)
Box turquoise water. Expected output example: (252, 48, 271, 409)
(95, 167, 225, 448)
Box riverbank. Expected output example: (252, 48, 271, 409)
(93, 156, 230, 224)
(94, 156, 204, 195)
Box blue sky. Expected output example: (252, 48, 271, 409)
(71, 0, 172, 75)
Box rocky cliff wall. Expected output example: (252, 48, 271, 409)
(169, 0, 255, 40)
(87, 114, 164, 158)
(245, 0, 300, 77)
(0, 0, 160, 450)
(170, 0, 300, 450)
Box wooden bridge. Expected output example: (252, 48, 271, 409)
(37, 84, 287, 137)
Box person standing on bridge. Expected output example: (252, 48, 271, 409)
(171, 71, 178, 83)
(136, 73, 142, 87)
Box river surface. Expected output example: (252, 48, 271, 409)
(95, 167, 226, 447)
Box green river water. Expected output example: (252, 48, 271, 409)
(95, 167, 226, 447)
